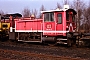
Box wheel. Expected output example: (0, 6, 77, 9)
(72, 36, 76, 47)
(67, 33, 72, 47)
(67, 38, 72, 47)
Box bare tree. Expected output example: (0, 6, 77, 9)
(34, 9, 38, 18)
(0, 10, 4, 15)
(56, 2, 62, 9)
(83, 4, 90, 32)
(22, 7, 31, 17)
(71, 0, 85, 32)
(40, 5, 46, 11)
(31, 9, 38, 18)
(64, 0, 68, 5)
(39, 5, 46, 18)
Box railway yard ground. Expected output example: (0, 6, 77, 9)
(0, 40, 90, 60)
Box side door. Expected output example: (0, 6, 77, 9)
(56, 12, 63, 35)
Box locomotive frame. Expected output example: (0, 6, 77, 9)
(8, 5, 78, 46)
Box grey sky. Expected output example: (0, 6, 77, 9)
(0, 0, 89, 14)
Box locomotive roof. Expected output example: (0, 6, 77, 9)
(41, 9, 65, 13)
(66, 9, 77, 15)
(41, 8, 77, 15)
(1, 13, 22, 19)
(3, 13, 22, 17)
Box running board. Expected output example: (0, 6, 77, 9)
(57, 38, 67, 44)
(57, 42, 67, 44)
(57, 38, 67, 41)
(18, 40, 42, 43)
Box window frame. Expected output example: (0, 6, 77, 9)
(44, 12, 54, 22)
(57, 13, 62, 24)
(72, 15, 75, 22)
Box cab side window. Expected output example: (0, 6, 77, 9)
(66, 12, 69, 21)
(57, 14, 62, 24)
(72, 15, 75, 22)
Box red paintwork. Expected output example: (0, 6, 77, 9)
(56, 12, 66, 36)
(16, 19, 43, 31)
(14, 9, 76, 37)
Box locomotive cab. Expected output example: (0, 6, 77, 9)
(41, 8, 76, 36)
(0, 14, 10, 40)
(41, 5, 77, 45)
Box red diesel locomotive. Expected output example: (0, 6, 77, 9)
(9, 5, 77, 46)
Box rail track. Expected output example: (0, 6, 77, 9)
(0, 40, 90, 60)
(0, 49, 81, 60)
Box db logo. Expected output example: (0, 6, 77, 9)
(46, 24, 52, 29)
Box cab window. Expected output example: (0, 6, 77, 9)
(57, 14, 62, 24)
(72, 15, 75, 22)
(66, 12, 69, 21)
(44, 12, 54, 22)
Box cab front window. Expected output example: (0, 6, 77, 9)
(44, 12, 54, 22)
